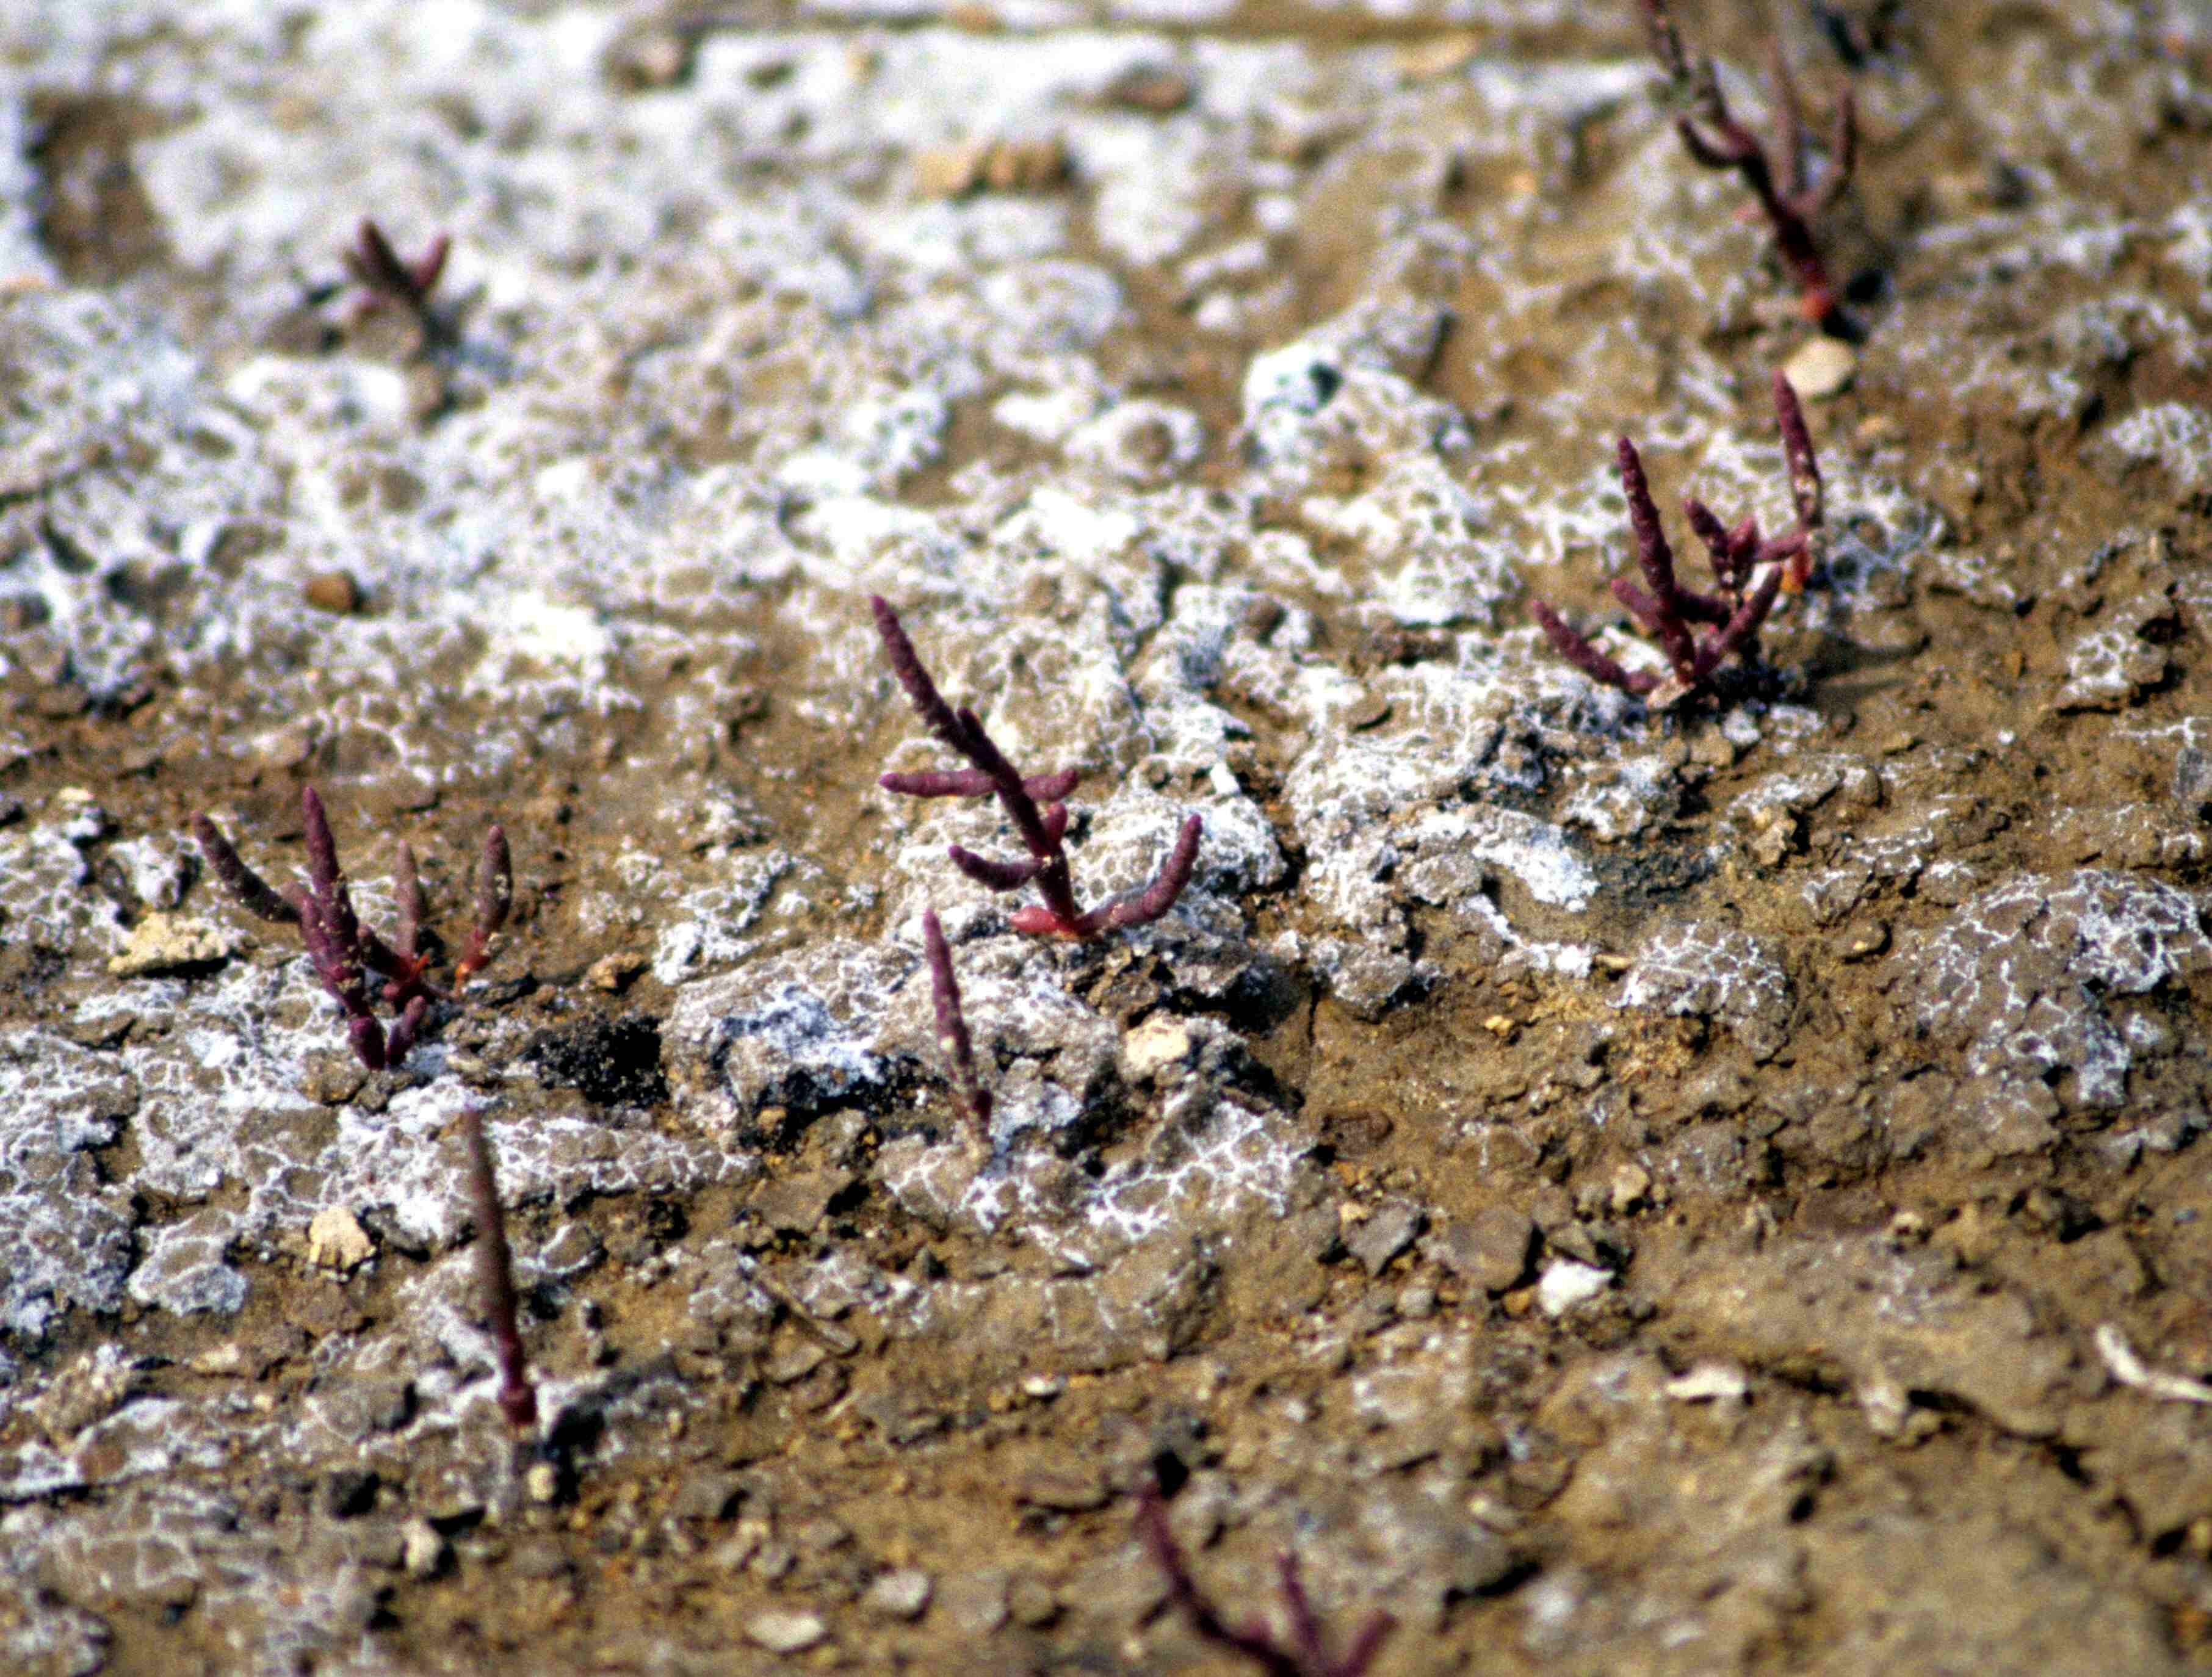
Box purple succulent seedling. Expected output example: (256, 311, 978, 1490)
(341, 218, 452, 333)
(1638, 0, 1857, 328)
(461, 1105, 538, 1433)
(202, 789, 533, 1430)
(1136, 1485, 1394, 1677)
(922, 909, 992, 1147)
(193, 785, 512, 1072)
(454, 824, 513, 984)
(1531, 370, 1823, 707)
(872, 596, 1202, 940)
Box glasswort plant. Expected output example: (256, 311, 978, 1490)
(1137, 1484, 1394, 1677)
(1638, 0, 1858, 329)
(1530, 369, 1824, 707)
(872, 596, 1201, 939)
(194, 785, 512, 1071)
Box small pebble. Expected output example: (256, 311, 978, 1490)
(1783, 336, 1857, 401)
(1396, 33, 1478, 81)
(107, 912, 239, 978)
(1664, 1362, 1749, 1403)
(981, 137, 1065, 192)
(1424, 1208, 1535, 1295)
(1105, 63, 1194, 112)
(1344, 1199, 1425, 1276)
(745, 1610, 826, 1654)
(1537, 1260, 1611, 1317)
(914, 140, 989, 198)
(585, 952, 645, 993)
(401, 1520, 445, 1578)
(1609, 1164, 1651, 1214)
(602, 24, 690, 90)
(1120, 1015, 1196, 1083)
(866, 1568, 933, 1620)
(303, 570, 363, 615)
(712, 1520, 767, 1571)
(187, 1343, 247, 1377)
(1008, 1576, 1059, 1628)
(306, 1205, 375, 1272)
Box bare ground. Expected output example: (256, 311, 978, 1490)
(4, 1, 2212, 1673)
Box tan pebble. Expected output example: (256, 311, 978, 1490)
(306, 1205, 375, 1271)
(1008, 1577, 1058, 1628)
(1120, 1015, 1195, 1082)
(188, 1343, 247, 1377)
(1835, 920, 1891, 961)
(913, 140, 989, 199)
(1345, 693, 1392, 730)
(525, 1462, 560, 1502)
(1688, 728, 1737, 769)
(1105, 63, 1194, 112)
(259, 724, 317, 770)
(1783, 336, 1857, 401)
(585, 952, 645, 993)
(1855, 413, 1903, 448)
(746, 1610, 825, 1653)
(1609, 1163, 1651, 1214)
(402, 1520, 445, 1578)
(865, 1568, 932, 1619)
(1396, 32, 1478, 81)
(983, 138, 1065, 192)
(1663, 1361, 1749, 1403)
(403, 363, 447, 420)
(712, 1526, 765, 1571)
(303, 571, 363, 615)
(107, 912, 240, 978)
(604, 25, 690, 90)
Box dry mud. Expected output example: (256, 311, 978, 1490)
(3, 0, 2212, 1672)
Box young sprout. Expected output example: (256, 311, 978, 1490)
(1638, 0, 1857, 328)
(922, 909, 992, 1147)
(1530, 370, 1823, 706)
(872, 596, 1201, 940)
(341, 218, 451, 334)
(1136, 1484, 1394, 1677)
(193, 785, 515, 1071)
(461, 1106, 537, 1432)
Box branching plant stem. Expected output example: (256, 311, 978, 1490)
(872, 596, 1201, 939)
(1638, 0, 1857, 328)
(1136, 1484, 1394, 1677)
(1531, 370, 1823, 707)
(194, 785, 512, 1071)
